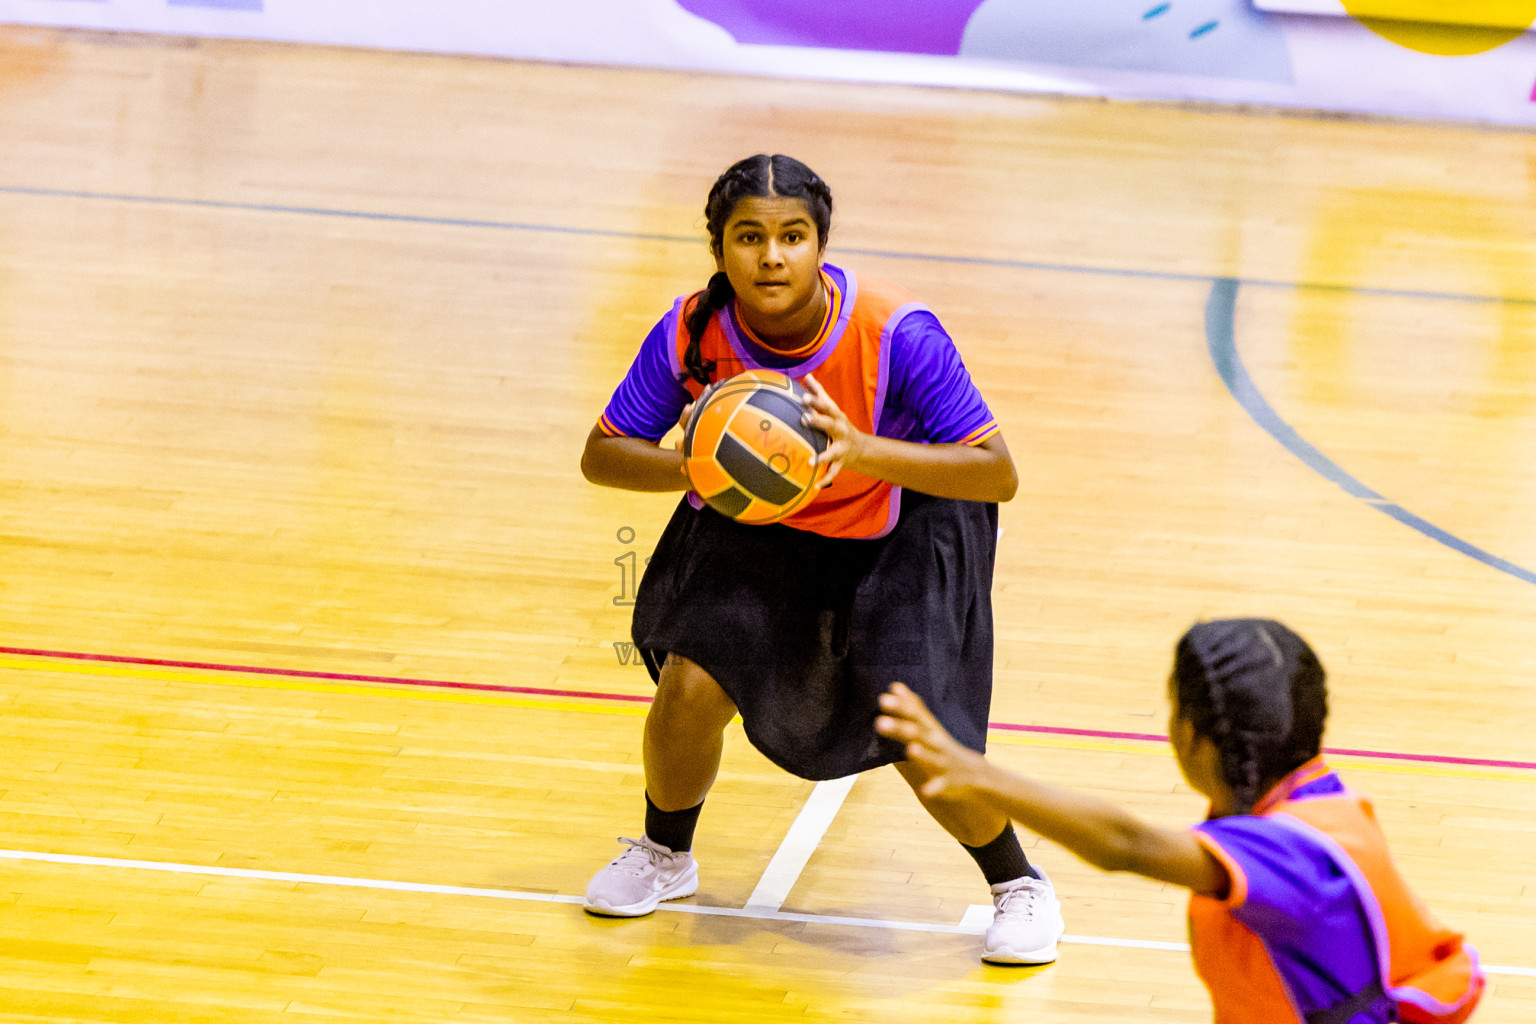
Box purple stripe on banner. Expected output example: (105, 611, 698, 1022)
(169, 0, 263, 10)
(675, 0, 986, 55)
(2, 644, 1533, 771)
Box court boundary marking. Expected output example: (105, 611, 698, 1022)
(1, 172, 1530, 996)
(2, 183, 1534, 308)
(4, 645, 1534, 773)
(1206, 278, 1536, 588)
(1, 848, 1530, 977)
(743, 776, 857, 913)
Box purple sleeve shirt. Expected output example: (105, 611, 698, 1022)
(878, 309, 998, 446)
(597, 311, 692, 443)
(598, 265, 998, 448)
(1194, 785, 1387, 1019)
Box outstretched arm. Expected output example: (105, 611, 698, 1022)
(875, 683, 1230, 897)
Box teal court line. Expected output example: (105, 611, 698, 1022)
(1205, 278, 1535, 587)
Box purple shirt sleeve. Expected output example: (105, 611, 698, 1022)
(879, 311, 999, 445)
(1195, 816, 1381, 1014)
(598, 311, 692, 443)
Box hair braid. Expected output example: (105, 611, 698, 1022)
(682, 272, 730, 387)
(1202, 673, 1264, 813)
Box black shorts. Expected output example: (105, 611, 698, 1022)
(632, 490, 998, 780)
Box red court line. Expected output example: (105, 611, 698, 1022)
(987, 721, 1536, 770)
(990, 722, 1164, 743)
(0, 645, 654, 703)
(4, 644, 1534, 771)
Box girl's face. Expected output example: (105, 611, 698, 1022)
(715, 195, 825, 334)
(1167, 675, 1235, 816)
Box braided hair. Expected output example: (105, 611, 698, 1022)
(681, 155, 834, 387)
(1172, 619, 1327, 814)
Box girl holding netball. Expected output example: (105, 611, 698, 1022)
(580, 153, 1063, 963)
(876, 618, 1485, 1023)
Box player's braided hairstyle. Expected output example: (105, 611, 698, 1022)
(681, 154, 834, 387)
(1172, 619, 1328, 814)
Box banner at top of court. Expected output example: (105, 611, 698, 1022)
(1, 0, 1532, 125)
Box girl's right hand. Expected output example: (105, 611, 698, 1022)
(674, 382, 716, 446)
(674, 402, 695, 449)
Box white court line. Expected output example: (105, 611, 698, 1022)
(958, 903, 996, 934)
(743, 774, 857, 913)
(1, 848, 1531, 975)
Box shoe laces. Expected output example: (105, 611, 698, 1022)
(995, 878, 1049, 917)
(610, 836, 672, 876)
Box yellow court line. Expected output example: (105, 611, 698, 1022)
(2, 655, 1531, 781)
(1319, 756, 1536, 784)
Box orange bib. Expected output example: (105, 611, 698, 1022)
(670, 270, 927, 539)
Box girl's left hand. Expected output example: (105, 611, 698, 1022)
(800, 373, 864, 488)
(875, 683, 992, 800)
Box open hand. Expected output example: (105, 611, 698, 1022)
(673, 382, 717, 452)
(674, 402, 695, 451)
(875, 683, 991, 800)
(800, 373, 863, 489)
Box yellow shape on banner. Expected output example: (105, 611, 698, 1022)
(1343, 0, 1536, 54)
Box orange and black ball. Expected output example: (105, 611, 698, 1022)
(682, 369, 830, 524)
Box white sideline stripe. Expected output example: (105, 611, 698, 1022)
(1, 847, 1530, 975)
(743, 774, 857, 913)
(958, 903, 996, 934)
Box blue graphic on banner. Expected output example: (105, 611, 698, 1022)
(962, 0, 1293, 81)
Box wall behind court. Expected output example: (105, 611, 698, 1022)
(2, 0, 1534, 126)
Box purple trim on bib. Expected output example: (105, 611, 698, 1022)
(718, 267, 855, 378)
(665, 299, 686, 380)
(719, 308, 764, 371)
(1263, 810, 1478, 1018)
(1268, 812, 1394, 995)
(874, 302, 927, 435)
(1284, 774, 1347, 802)
(1263, 808, 1480, 1019)
(1398, 945, 1481, 1017)
(1392, 952, 1482, 1018)
(867, 486, 903, 539)
(793, 268, 856, 379)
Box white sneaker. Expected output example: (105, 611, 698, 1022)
(982, 869, 1065, 964)
(583, 836, 699, 917)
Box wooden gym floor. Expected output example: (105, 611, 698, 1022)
(0, 24, 1532, 1023)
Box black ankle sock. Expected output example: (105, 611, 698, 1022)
(961, 823, 1041, 886)
(644, 792, 704, 854)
